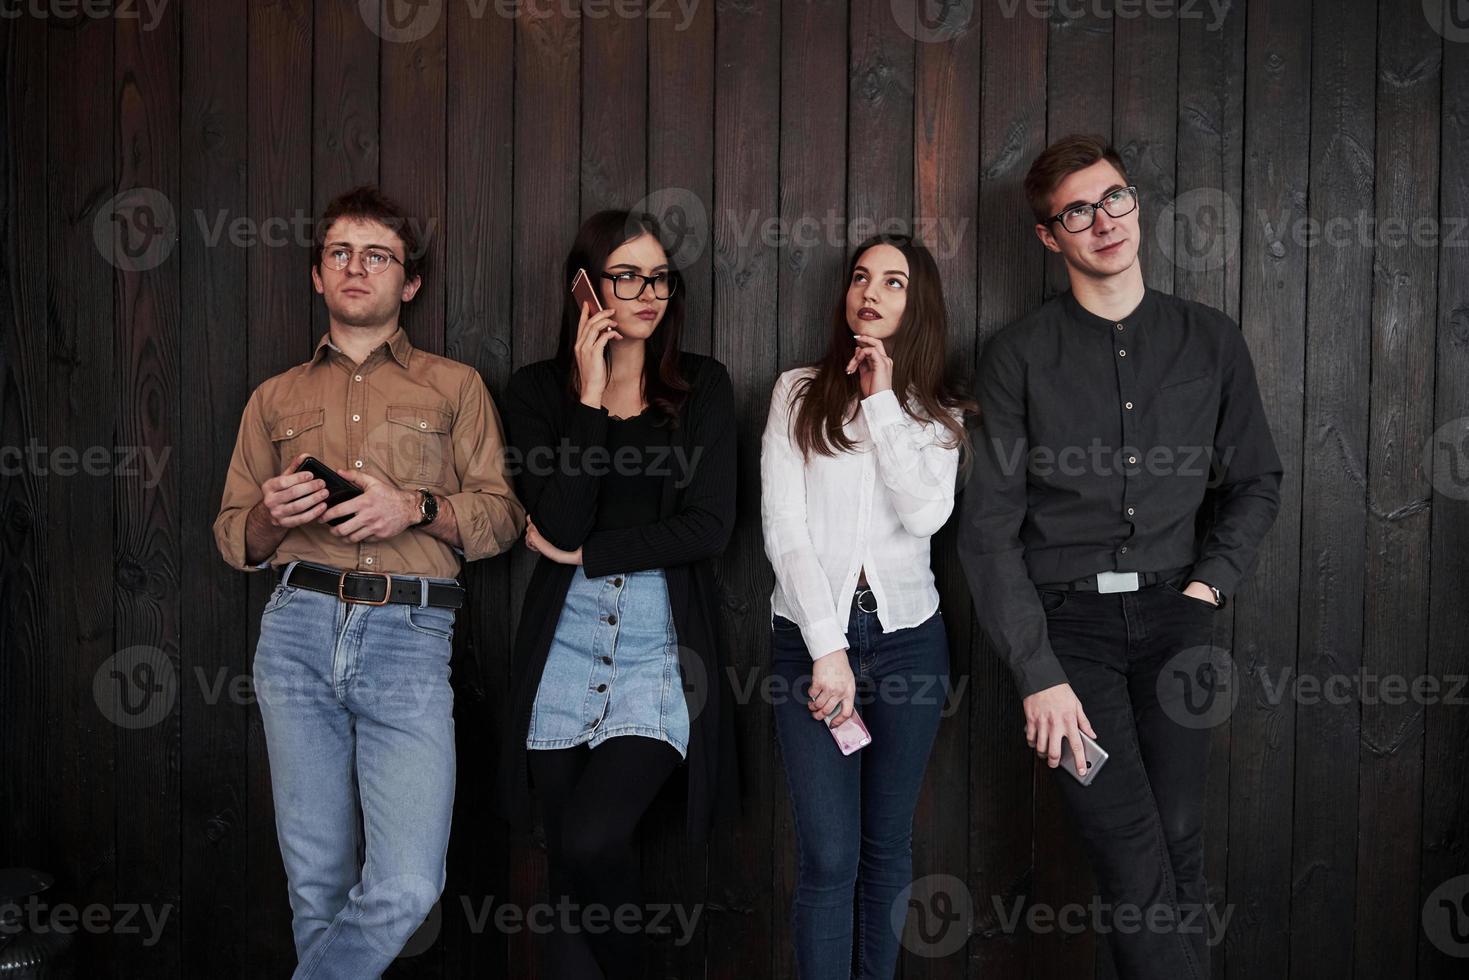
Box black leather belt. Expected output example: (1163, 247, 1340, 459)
(854, 586, 879, 614)
(281, 562, 464, 610)
(1034, 566, 1191, 593)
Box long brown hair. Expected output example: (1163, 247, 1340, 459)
(556, 210, 691, 425)
(789, 233, 975, 465)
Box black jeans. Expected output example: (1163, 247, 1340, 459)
(1038, 572, 1223, 980)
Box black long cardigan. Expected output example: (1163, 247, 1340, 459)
(496, 352, 740, 845)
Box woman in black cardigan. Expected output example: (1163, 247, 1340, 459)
(498, 209, 738, 979)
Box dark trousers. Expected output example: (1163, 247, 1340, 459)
(1038, 572, 1224, 980)
(770, 603, 950, 980)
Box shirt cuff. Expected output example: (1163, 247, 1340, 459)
(1011, 648, 1071, 700)
(801, 617, 849, 662)
(217, 512, 273, 573)
(1186, 556, 1240, 599)
(859, 388, 904, 428)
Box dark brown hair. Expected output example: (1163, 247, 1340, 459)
(788, 233, 974, 466)
(555, 210, 691, 425)
(1024, 134, 1130, 225)
(312, 185, 426, 280)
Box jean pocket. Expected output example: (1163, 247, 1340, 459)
(263, 583, 298, 615)
(1037, 588, 1070, 614)
(1160, 580, 1217, 611)
(404, 604, 456, 639)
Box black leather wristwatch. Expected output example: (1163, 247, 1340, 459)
(415, 488, 438, 527)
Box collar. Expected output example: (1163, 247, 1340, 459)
(311, 328, 414, 368)
(1061, 287, 1156, 335)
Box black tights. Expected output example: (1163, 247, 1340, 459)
(528, 735, 682, 980)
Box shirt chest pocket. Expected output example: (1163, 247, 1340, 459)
(270, 408, 326, 465)
(1155, 374, 1217, 449)
(370, 404, 453, 488)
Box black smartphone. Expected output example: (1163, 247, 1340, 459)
(293, 456, 362, 526)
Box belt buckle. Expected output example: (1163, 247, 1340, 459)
(1095, 571, 1140, 594)
(338, 570, 392, 606)
(855, 588, 878, 614)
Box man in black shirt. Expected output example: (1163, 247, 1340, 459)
(958, 135, 1281, 979)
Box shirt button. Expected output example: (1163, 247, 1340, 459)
(285, 428, 294, 436)
(354, 374, 363, 382)
(596, 683, 608, 693)
(355, 459, 364, 468)
(352, 414, 360, 422)
(606, 614, 617, 625)
(1115, 323, 1124, 331)
(364, 557, 374, 564)
(419, 420, 428, 429)
(1127, 507, 1135, 516)
(601, 655, 612, 665)
(1124, 401, 1133, 409)
(1118, 349, 1127, 357)
(1120, 547, 1128, 554)
(1127, 455, 1137, 464)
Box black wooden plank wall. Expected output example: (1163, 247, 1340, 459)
(2, 1, 1467, 978)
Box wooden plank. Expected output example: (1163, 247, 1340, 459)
(848, 0, 915, 228)
(1227, 1, 1311, 976)
(973, 7, 1047, 979)
(246, 0, 314, 973)
(1418, 9, 1469, 978)
(703, 0, 781, 976)
(179, 0, 252, 974)
(0, 0, 49, 916)
(1289, 3, 1376, 979)
(1113, 4, 1177, 295)
(909, 4, 980, 978)
(46, 9, 117, 974)
(1173, 5, 1246, 979)
(113, 0, 183, 973)
(581, 2, 646, 214)
(1354, 5, 1441, 977)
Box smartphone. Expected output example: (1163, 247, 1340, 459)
(570, 267, 603, 314)
(826, 704, 872, 755)
(1056, 730, 1109, 786)
(292, 456, 362, 526)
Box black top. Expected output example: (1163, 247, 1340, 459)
(958, 288, 1282, 698)
(496, 352, 740, 844)
(597, 409, 670, 531)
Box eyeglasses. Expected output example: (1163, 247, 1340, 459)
(1046, 185, 1139, 234)
(322, 245, 405, 275)
(601, 271, 678, 301)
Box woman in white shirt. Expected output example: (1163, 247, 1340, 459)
(760, 233, 974, 979)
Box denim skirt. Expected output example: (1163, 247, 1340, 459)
(526, 565, 689, 758)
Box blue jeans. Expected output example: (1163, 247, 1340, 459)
(770, 600, 950, 980)
(251, 563, 458, 979)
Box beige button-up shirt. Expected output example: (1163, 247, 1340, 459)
(213, 329, 524, 579)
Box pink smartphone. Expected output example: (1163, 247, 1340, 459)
(570, 267, 603, 314)
(826, 705, 872, 755)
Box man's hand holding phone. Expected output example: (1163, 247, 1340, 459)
(1024, 682, 1097, 779)
(261, 453, 330, 528)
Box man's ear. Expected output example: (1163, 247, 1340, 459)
(401, 274, 423, 303)
(1034, 222, 1061, 254)
(311, 264, 325, 294)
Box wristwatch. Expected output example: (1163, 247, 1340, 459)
(1204, 583, 1225, 608)
(415, 488, 438, 528)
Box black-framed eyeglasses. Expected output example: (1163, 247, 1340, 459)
(322, 245, 405, 275)
(1046, 185, 1139, 234)
(601, 270, 678, 301)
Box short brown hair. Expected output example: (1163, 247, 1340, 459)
(313, 185, 425, 280)
(1024, 134, 1130, 225)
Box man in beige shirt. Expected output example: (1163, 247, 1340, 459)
(213, 186, 523, 978)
